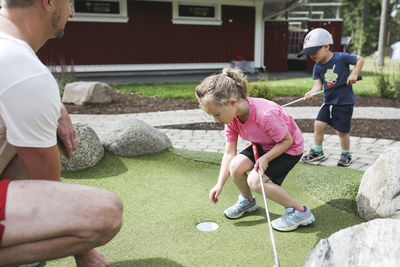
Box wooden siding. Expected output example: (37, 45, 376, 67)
(264, 21, 288, 72)
(37, 1, 254, 66)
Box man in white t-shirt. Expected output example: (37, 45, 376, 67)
(0, 1, 122, 266)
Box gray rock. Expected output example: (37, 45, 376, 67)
(356, 143, 400, 220)
(303, 219, 400, 267)
(60, 123, 104, 171)
(102, 118, 172, 157)
(62, 81, 113, 105)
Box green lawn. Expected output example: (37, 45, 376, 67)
(47, 149, 364, 267)
(111, 57, 391, 100)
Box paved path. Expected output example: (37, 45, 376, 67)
(70, 106, 400, 172)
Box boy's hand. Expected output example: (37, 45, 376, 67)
(347, 73, 359, 84)
(304, 91, 315, 100)
(209, 184, 223, 204)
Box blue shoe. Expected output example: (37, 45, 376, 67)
(224, 195, 259, 219)
(271, 206, 315, 231)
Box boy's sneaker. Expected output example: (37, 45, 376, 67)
(271, 206, 315, 232)
(338, 152, 352, 167)
(224, 195, 258, 219)
(301, 149, 325, 163)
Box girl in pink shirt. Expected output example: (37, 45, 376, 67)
(195, 68, 315, 232)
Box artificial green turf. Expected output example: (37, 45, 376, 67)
(48, 150, 364, 267)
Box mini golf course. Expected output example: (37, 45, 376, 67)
(48, 149, 364, 267)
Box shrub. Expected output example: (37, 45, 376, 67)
(373, 66, 400, 99)
(247, 84, 274, 100)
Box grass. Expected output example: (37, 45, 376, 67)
(47, 149, 364, 267)
(111, 56, 393, 100)
(113, 82, 198, 100)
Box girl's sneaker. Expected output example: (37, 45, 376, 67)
(224, 195, 259, 219)
(271, 206, 315, 231)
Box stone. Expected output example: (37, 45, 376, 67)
(60, 123, 104, 171)
(62, 81, 113, 105)
(303, 219, 400, 267)
(356, 143, 400, 220)
(102, 118, 172, 157)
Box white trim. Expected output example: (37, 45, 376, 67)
(139, 0, 255, 7)
(69, 0, 129, 23)
(48, 63, 233, 73)
(254, 1, 264, 69)
(172, 1, 222, 26)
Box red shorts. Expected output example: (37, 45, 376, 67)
(0, 179, 11, 246)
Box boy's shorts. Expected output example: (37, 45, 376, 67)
(240, 144, 302, 186)
(316, 104, 354, 133)
(0, 179, 11, 246)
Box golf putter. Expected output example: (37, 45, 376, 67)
(282, 75, 362, 107)
(252, 143, 280, 267)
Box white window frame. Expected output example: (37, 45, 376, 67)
(69, 0, 129, 23)
(172, 1, 222, 26)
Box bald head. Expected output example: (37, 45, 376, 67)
(1, 0, 35, 8)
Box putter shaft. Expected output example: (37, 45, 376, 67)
(252, 144, 280, 266)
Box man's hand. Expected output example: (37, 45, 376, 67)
(57, 105, 77, 160)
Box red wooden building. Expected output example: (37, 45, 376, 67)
(37, 0, 343, 74)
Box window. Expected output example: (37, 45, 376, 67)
(70, 0, 128, 23)
(172, 1, 222, 25)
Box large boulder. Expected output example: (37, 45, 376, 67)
(60, 123, 104, 171)
(303, 219, 400, 267)
(356, 143, 400, 220)
(62, 81, 113, 105)
(102, 118, 172, 157)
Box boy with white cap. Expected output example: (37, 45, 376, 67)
(298, 28, 364, 167)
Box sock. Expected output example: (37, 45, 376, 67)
(342, 149, 351, 154)
(312, 145, 322, 152)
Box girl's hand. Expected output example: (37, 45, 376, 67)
(254, 159, 268, 174)
(209, 184, 223, 204)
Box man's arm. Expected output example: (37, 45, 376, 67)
(14, 146, 60, 181)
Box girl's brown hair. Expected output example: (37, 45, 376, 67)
(195, 67, 248, 106)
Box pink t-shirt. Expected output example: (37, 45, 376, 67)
(225, 97, 304, 156)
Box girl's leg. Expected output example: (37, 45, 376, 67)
(229, 154, 254, 200)
(247, 170, 304, 211)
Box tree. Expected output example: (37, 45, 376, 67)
(377, 0, 388, 67)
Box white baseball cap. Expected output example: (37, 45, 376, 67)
(297, 28, 333, 58)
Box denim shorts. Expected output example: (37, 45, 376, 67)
(240, 144, 302, 186)
(316, 104, 354, 133)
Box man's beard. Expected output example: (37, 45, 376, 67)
(52, 10, 65, 39)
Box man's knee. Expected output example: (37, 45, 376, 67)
(93, 191, 123, 245)
(76, 188, 123, 246)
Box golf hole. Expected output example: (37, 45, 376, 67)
(197, 222, 219, 232)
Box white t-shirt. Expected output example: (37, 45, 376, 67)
(0, 32, 61, 151)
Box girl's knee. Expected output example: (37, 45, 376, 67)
(247, 171, 260, 190)
(229, 156, 250, 178)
